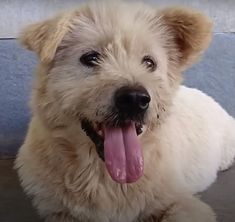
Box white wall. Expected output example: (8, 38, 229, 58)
(0, 0, 234, 38)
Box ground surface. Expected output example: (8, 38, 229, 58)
(0, 159, 234, 222)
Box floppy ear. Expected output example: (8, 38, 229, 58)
(159, 7, 212, 69)
(19, 12, 74, 63)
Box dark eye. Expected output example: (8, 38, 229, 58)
(142, 55, 157, 72)
(80, 51, 101, 67)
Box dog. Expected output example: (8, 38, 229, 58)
(15, 1, 235, 221)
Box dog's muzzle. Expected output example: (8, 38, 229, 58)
(81, 85, 151, 160)
(80, 85, 150, 183)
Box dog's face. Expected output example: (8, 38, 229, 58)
(20, 2, 212, 183)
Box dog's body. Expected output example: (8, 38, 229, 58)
(16, 2, 235, 222)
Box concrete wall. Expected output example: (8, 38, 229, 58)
(0, 0, 235, 38)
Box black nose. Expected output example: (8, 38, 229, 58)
(114, 86, 151, 116)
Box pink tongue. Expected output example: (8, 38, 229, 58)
(104, 122, 143, 183)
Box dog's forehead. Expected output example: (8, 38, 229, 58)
(68, 3, 159, 52)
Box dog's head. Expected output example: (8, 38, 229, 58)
(20, 2, 212, 183)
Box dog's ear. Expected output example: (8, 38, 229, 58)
(159, 7, 212, 69)
(19, 13, 73, 63)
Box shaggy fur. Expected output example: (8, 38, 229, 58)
(15, 1, 235, 222)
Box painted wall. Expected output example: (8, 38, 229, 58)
(0, 0, 235, 38)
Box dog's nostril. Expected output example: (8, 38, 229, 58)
(138, 94, 151, 110)
(115, 86, 151, 115)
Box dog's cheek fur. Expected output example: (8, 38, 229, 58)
(42, 65, 121, 125)
(28, 65, 71, 128)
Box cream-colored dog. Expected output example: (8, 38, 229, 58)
(16, 1, 235, 222)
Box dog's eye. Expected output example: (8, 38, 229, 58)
(142, 56, 157, 72)
(80, 51, 101, 67)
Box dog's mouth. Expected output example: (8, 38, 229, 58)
(81, 119, 144, 184)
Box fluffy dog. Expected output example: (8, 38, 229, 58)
(16, 1, 235, 222)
